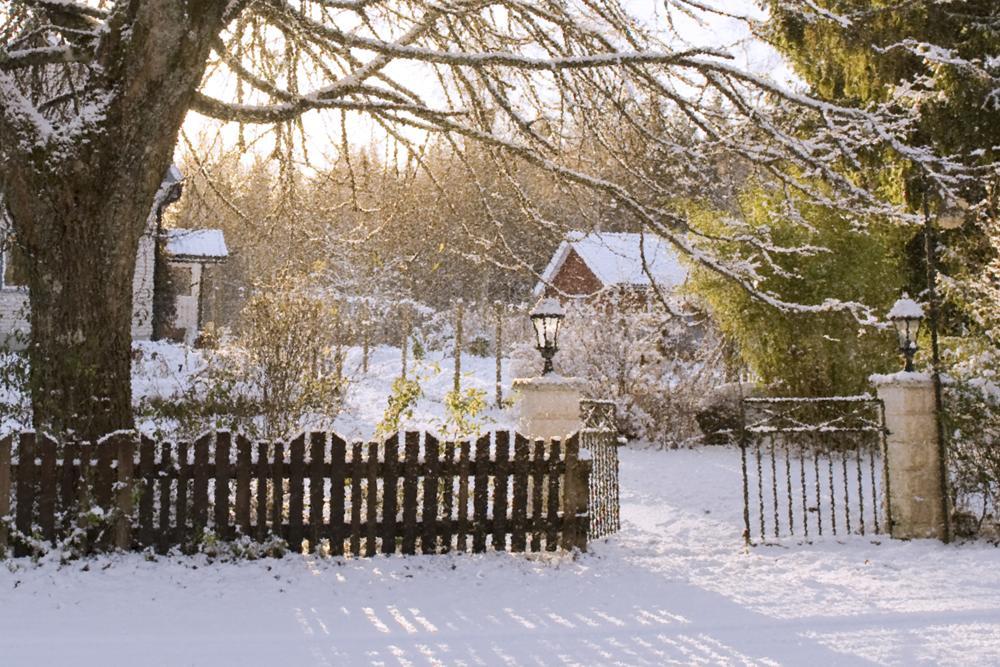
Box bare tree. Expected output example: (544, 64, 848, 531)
(0, 0, 973, 437)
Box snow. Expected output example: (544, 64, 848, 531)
(530, 297, 563, 317)
(165, 228, 229, 260)
(870, 371, 934, 385)
(2, 447, 1000, 665)
(535, 231, 689, 296)
(887, 295, 925, 321)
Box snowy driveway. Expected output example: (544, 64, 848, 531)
(2, 447, 999, 666)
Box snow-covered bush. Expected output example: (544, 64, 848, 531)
(139, 272, 349, 439)
(551, 292, 726, 448)
(943, 342, 1000, 538)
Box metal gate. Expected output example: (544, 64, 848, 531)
(740, 396, 891, 545)
(580, 399, 621, 539)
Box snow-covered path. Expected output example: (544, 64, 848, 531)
(2, 447, 999, 666)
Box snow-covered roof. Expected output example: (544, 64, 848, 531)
(165, 229, 228, 261)
(534, 231, 688, 297)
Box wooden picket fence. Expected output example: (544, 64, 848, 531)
(0, 430, 592, 558)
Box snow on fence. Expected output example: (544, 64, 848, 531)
(740, 397, 890, 545)
(0, 431, 592, 558)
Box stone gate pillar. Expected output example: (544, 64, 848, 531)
(512, 376, 584, 440)
(873, 373, 948, 540)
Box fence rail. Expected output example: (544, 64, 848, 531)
(740, 397, 890, 545)
(0, 430, 592, 558)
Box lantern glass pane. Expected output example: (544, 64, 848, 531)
(532, 317, 545, 348)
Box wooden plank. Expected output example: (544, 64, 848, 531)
(329, 435, 346, 556)
(365, 442, 378, 557)
(14, 433, 36, 556)
(235, 435, 252, 538)
(309, 432, 325, 550)
(0, 435, 11, 554)
(271, 441, 285, 541)
(215, 432, 232, 541)
(288, 434, 305, 553)
(421, 434, 440, 554)
(401, 432, 419, 555)
(350, 442, 363, 557)
(158, 442, 173, 554)
(176, 441, 190, 548)
(492, 431, 510, 551)
(114, 434, 135, 551)
(546, 438, 561, 552)
(511, 434, 529, 552)
(439, 441, 455, 553)
(0, 435, 14, 558)
(530, 439, 544, 552)
(138, 436, 155, 548)
(380, 433, 399, 555)
(58, 440, 79, 541)
(192, 434, 210, 536)
(36, 435, 58, 546)
(255, 441, 269, 541)
(457, 440, 470, 552)
(95, 436, 115, 552)
(472, 434, 490, 553)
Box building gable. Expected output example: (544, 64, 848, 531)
(547, 247, 604, 296)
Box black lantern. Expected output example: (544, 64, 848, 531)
(888, 294, 924, 372)
(529, 298, 564, 375)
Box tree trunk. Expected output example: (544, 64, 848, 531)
(0, 0, 228, 440)
(16, 180, 145, 439)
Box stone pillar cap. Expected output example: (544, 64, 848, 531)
(870, 371, 934, 386)
(512, 375, 586, 390)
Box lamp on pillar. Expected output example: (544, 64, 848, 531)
(887, 294, 924, 372)
(529, 297, 564, 375)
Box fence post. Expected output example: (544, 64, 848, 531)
(0, 435, 10, 554)
(561, 434, 590, 552)
(873, 374, 948, 540)
(114, 433, 135, 551)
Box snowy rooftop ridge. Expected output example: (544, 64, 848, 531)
(165, 228, 228, 260)
(534, 230, 688, 297)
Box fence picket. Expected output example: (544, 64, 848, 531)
(37, 435, 57, 545)
(472, 434, 489, 553)
(365, 442, 378, 557)
(511, 434, 529, 552)
(271, 441, 284, 541)
(457, 440, 470, 552)
(255, 441, 269, 541)
(440, 441, 455, 553)
(192, 434, 210, 538)
(176, 441, 190, 547)
(0, 436, 10, 553)
(158, 442, 173, 554)
(309, 432, 325, 549)
(216, 432, 232, 540)
(401, 432, 419, 555)
(329, 435, 346, 556)
(492, 431, 510, 551)
(288, 434, 305, 553)
(138, 436, 155, 547)
(422, 434, 440, 554)
(236, 435, 252, 538)
(381, 434, 399, 555)
(546, 438, 561, 551)
(530, 438, 544, 552)
(350, 442, 362, 556)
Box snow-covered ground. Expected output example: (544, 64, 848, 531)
(3, 447, 999, 666)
